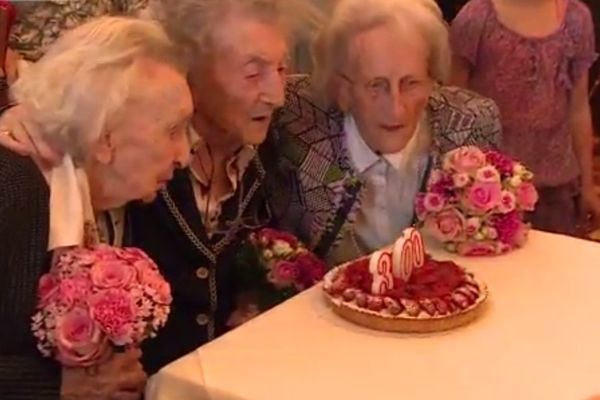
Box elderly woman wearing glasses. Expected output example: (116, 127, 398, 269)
(270, 0, 502, 265)
(0, 17, 192, 400)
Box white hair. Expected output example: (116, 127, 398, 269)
(313, 0, 451, 104)
(11, 16, 186, 162)
(144, 0, 324, 59)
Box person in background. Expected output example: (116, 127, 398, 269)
(0, 16, 192, 399)
(449, 0, 599, 236)
(269, 0, 502, 265)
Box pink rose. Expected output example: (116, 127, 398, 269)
(90, 261, 135, 289)
(38, 273, 58, 307)
(466, 182, 502, 213)
(90, 289, 136, 346)
(55, 308, 109, 367)
(515, 182, 538, 211)
(423, 192, 445, 212)
(256, 228, 299, 247)
(442, 146, 487, 174)
(456, 240, 498, 256)
(465, 217, 481, 237)
(452, 173, 470, 188)
(57, 277, 92, 310)
(498, 191, 517, 214)
(424, 207, 466, 242)
(268, 261, 299, 289)
(475, 166, 501, 183)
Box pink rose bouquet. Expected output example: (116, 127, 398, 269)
(416, 146, 538, 256)
(31, 245, 172, 367)
(234, 228, 326, 312)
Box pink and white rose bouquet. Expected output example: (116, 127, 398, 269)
(416, 146, 538, 256)
(234, 228, 326, 311)
(31, 245, 172, 367)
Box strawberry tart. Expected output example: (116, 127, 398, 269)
(323, 228, 488, 333)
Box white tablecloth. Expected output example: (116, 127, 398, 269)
(146, 231, 600, 400)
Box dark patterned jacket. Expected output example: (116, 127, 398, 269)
(0, 147, 60, 399)
(126, 146, 273, 375)
(268, 75, 502, 263)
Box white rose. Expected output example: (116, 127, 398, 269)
(509, 175, 522, 187)
(272, 240, 293, 257)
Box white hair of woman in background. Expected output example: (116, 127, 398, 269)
(0, 16, 193, 400)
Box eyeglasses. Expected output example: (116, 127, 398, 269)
(337, 71, 432, 105)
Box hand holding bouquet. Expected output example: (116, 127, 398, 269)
(31, 245, 172, 367)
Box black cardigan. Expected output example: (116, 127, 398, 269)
(0, 147, 60, 399)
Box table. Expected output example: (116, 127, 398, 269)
(146, 231, 600, 400)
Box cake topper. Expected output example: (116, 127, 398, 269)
(368, 250, 394, 295)
(392, 227, 426, 282)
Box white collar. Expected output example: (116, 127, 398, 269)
(344, 114, 424, 173)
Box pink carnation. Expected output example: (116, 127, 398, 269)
(294, 252, 326, 290)
(424, 207, 466, 242)
(423, 192, 445, 212)
(442, 146, 486, 174)
(484, 150, 514, 176)
(57, 277, 92, 310)
(492, 212, 528, 246)
(90, 289, 136, 346)
(515, 182, 538, 211)
(465, 181, 502, 213)
(55, 308, 109, 367)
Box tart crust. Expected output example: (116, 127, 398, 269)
(323, 263, 489, 333)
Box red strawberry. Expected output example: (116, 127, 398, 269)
(432, 298, 449, 315)
(384, 297, 403, 315)
(451, 292, 469, 309)
(342, 288, 359, 302)
(419, 299, 437, 316)
(400, 299, 421, 317)
(366, 296, 385, 312)
(355, 293, 368, 308)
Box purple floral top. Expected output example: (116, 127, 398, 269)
(450, 0, 598, 186)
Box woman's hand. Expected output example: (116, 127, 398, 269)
(0, 105, 63, 167)
(60, 348, 147, 400)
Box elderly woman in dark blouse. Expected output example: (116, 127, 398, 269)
(0, 17, 192, 399)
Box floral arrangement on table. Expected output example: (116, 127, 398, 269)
(234, 228, 327, 312)
(31, 245, 172, 367)
(415, 146, 539, 256)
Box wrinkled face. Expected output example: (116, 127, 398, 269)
(89, 58, 193, 209)
(189, 13, 288, 148)
(337, 23, 433, 154)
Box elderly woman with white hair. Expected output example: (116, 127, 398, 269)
(0, 16, 192, 399)
(269, 0, 502, 265)
(123, 0, 322, 374)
